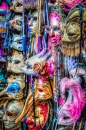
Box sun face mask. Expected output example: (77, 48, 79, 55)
(3, 100, 24, 130)
(26, 102, 49, 130)
(15, 79, 53, 123)
(45, 12, 61, 48)
(62, 4, 86, 56)
(0, 78, 25, 100)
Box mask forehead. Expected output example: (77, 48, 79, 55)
(50, 12, 61, 26)
(60, 0, 82, 8)
(4, 100, 23, 115)
(66, 5, 86, 23)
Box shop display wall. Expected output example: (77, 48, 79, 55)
(0, 0, 86, 130)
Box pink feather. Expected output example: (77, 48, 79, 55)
(58, 77, 86, 126)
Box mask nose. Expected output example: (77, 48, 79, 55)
(62, 30, 71, 42)
(29, 22, 33, 26)
(49, 29, 55, 36)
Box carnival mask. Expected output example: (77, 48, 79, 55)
(15, 79, 53, 123)
(58, 77, 86, 126)
(26, 102, 49, 130)
(10, 1, 23, 13)
(59, 0, 82, 10)
(3, 100, 24, 130)
(46, 12, 61, 48)
(0, 2, 11, 22)
(7, 50, 25, 74)
(28, 11, 38, 34)
(62, 4, 86, 56)
(0, 78, 25, 100)
(9, 15, 22, 31)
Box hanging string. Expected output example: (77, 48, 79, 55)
(79, 4, 83, 57)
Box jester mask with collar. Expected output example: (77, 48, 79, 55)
(62, 4, 86, 57)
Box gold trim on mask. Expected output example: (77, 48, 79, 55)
(15, 79, 53, 123)
(67, 7, 86, 23)
(62, 4, 86, 56)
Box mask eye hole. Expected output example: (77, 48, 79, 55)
(11, 88, 15, 93)
(68, 33, 75, 37)
(53, 27, 60, 31)
(17, 3, 22, 7)
(14, 60, 20, 64)
(35, 116, 39, 119)
(16, 20, 22, 26)
(45, 27, 51, 33)
(6, 111, 13, 117)
(63, 116, 69, 119)
(17, 41, 21, 44)
(33, 17, 37, 21)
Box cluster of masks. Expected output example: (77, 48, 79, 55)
(0, 0, 86, 130)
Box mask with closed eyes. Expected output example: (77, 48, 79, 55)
(62, 4, 86, 56)
(3, 100, 24, 130)
(15, 79, 53, 123)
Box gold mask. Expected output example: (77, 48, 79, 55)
(62, 4, 86, 56)
(15, 79, 52, 123)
